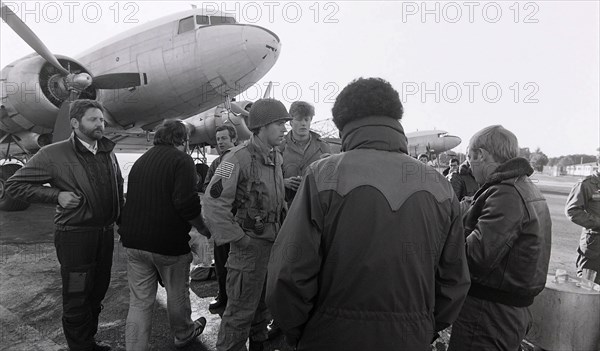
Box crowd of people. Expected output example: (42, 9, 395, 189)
(5, 77, 598, 351)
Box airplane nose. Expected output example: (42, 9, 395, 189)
(444, 135, 462, 150)
(241, 24, 281, 67)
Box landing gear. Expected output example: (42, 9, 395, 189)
(190, 145, 209, 192)
(0, 163, 30, 211)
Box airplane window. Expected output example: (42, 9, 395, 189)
(210, 16, 236, 25)
(196, 15, 209, 25)
(178, 16, 195, 34)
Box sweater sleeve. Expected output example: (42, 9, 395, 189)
(172, 154, 201, 220)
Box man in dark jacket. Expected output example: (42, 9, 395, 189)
(565, 154, 600, 284)
(6, 99, 123, 351)
(201, 124, 238, 310)
(448, 125, 552, 351)
(448, 161, 479, 201)
(266, 78, 471, 351)
(118, 120, 208, 350)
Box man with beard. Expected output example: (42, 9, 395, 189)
(7, 99, 124, 351)
(203, 98, 291, 351)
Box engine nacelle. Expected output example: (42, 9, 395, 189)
(1, 54, 95, 135)
(187, 105, 251, 147)
(12, 131, 53, 152)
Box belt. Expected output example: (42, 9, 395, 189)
(266, 211, 280, 223)
(55, 224, 114, 232)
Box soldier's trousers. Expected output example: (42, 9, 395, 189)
(217, 235, 273, 351)
(54, 227, 114, 351)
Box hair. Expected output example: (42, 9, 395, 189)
(418, 154, 429, 160)
(450, 158, 460, 165)
(289, 101, 315, 119)
(215, 124, 238, 141)
(153, 119, 189, 146)
(70, 99, 104, 122)
(332, 77, 403, 130)
(470, 125, 519, 163)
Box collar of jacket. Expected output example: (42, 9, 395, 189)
(340, 116, 408, 153)
(288, 130, 323, 143)
(589, 171, 600, 185)
(249, 135, 277, 165)
(284, 130, 326, 150)
(459, 162, 472, 176)
(487, 157, 534, 184)
(70, 132, 116, 154)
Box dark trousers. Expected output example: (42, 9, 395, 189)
(54, 227, 114, 351)
(576, 247, 600, 284)
(214, 242, 230, 299)
(448, 295, 532, 351)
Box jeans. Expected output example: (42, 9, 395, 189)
(54, 227, 114, 351)
(125, 248, 196, 351)
(214, 242, 230, 299)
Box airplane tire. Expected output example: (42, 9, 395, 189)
(0, 164, 30, 211)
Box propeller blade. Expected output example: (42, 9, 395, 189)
(52, 100, 74, 143)
(93, 73, 141, 89)
(263, 81, 272, 98)
(230, 101, 252, 117)
(1, 4, 70, 75)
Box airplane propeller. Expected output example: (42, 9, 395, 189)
(0, 4, 70, 75)
(224, 81, 272, 118)
(1, 2, 144, 142)
(263, 81, 273, 99)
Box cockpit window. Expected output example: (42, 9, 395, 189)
(196, 15, 209, 25)
(210, 16, 236, 25)
(178, 16, 195, 33)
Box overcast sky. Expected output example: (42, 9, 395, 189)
(1, 1, 598, 157)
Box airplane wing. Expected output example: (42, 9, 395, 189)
(104, 130, 155, 153)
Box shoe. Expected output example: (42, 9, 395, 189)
(174, 317, 207, 348)
(208, 295, 227, 310)
(267, 320, 282, 340)
(92, 340, 111, 351)
(249, 340, 264, 351)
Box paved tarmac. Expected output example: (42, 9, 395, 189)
(0, 172, 586, 350)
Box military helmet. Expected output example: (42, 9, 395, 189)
(247, 98, 292, 130)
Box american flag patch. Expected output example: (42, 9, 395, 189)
(215, 161, 235, 179)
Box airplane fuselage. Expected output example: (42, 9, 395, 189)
(0, 9, 280, 152)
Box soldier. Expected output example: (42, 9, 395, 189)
(565, 154, 600, 284)
(280, 101, 331, 207)
(202, 124, 238, 310)
(203, 98, 291, 351)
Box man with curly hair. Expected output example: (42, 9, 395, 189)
(266, 78, 470, 350)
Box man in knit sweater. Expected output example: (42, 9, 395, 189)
(118, 119, 209, 350)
